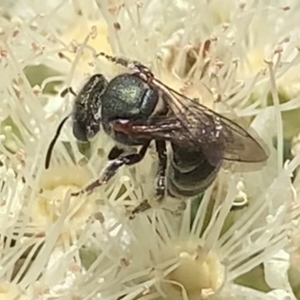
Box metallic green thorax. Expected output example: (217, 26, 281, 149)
(101, 74, 158, 123)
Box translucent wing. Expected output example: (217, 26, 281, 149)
(125, 78, 268, 166)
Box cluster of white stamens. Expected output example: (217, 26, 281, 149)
(0, 0, 299, 299)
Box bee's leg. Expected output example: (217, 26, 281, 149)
(107, 145, 125, 160)
(129, 199, 152, 219)
(71, 142, 150, 196)
(128, 141, 168, 219)
(96, 52, 151, 74)
(96, 52, 154, 83)
(155, 140, 167, 201)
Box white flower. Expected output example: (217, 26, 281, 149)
(263, 134, 300, 300)
(0, 4, 116, 298)
(0, 0, 300, 299)
(76, 167, 292, 299)
(96, 0, 300, 166)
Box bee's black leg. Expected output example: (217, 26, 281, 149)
(129, 141, 167, 219)
(71, 142, 150, 196)
(96, 52, 153, 79)
(107, 145, 125, 160)
(155, 140, 167, 201)
(129, 199, 152, 219)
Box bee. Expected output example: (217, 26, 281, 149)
(45, 53, 268, 213)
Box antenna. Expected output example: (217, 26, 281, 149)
(45, 115, 70, 169)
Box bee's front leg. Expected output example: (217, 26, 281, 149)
(71, 142, 150, 196)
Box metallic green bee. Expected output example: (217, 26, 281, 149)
(45, 53, 268, 209)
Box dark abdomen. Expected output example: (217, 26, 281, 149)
(167, 143, 221, 198)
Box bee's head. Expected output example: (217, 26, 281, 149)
(72, 74, 108, 142)
(45, 74, 108, 169)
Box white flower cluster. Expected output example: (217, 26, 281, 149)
(0, 0, 300, 299)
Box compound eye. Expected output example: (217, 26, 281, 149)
(73, 121, 88, 142)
